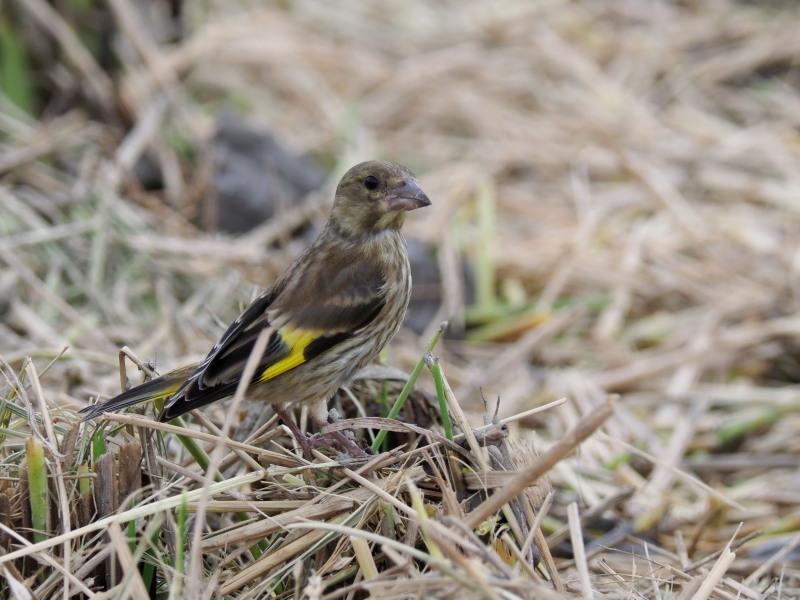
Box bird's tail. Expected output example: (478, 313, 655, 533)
(79, 365, 195, 421)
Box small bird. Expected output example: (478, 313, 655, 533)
(80, 161, 431, 456)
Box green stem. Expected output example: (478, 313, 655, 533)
(173, 491, 187, 596)
(371, 322, 446, 452)
(425, 354, 453, 441)
(26, 438, 48, 543)
(168, 417, 264, 558)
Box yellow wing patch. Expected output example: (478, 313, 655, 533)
(256, 328, 319, 383)
(148, 385, 182, 404)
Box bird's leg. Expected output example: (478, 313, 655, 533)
(273, 405, 314, 459)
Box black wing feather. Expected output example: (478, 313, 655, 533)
(159, 246, 388, 421)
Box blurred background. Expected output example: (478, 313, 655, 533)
(3, 0, 800, 592)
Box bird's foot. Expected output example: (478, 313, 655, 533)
(307, 430, 369, 459)
(274, 405, 368, 460)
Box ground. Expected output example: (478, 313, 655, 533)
(1, 1, 800, 598)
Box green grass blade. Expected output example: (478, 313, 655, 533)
(371, 322, 446, 452)
(26, 438, 49, 543)
(424, 353, 453, 441)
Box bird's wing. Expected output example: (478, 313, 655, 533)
(160, 246, 386, 418)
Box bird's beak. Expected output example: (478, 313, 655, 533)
(386, 179, 432, 212)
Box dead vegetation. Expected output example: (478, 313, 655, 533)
(2, 0, 800, 598)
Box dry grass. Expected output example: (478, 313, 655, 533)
(2, 0, 800, 597)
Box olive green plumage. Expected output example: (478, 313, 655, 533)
(80, 161, 431, 442)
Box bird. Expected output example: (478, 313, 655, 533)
(80, 160, 431, 457)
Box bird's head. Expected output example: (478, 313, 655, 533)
(331, 161, 431, 236)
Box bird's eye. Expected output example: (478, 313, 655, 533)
(363, 175, 379, 190)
